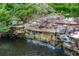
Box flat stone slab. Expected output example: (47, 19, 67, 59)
(24, 23, 65, 34)
(69, 32, 79, 39)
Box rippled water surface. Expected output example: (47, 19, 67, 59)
(0, 38, 67, 56)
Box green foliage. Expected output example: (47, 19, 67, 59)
(0, 4, 10, 21)
(0, 22, 10, 32)
(0, 3, 52, 20)
(49, 3, 79, 17)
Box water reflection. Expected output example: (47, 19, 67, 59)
(0, 38, 67, 56)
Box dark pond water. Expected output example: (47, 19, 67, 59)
(0, 38, 67, 56)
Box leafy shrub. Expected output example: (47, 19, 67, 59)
(0, 22, 10, 32)
(49, 3, 79, 17)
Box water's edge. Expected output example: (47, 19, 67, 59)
(0, 37, 67, 56)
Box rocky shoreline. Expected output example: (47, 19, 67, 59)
(1, 16, 79, 55)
